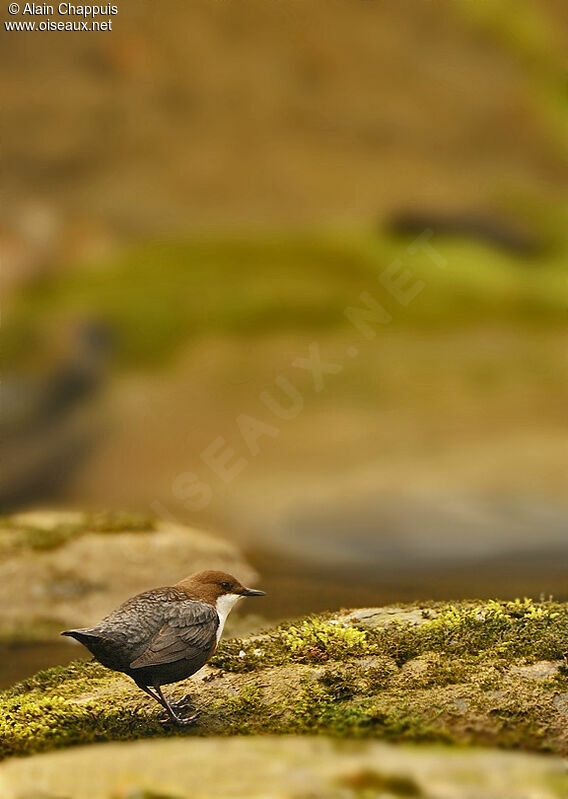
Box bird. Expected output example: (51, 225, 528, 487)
(61, 569, 265, 725)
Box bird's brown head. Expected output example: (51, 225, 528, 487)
(175, 570, 265, 606)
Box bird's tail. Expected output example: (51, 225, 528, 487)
(61, 628, 101, 645)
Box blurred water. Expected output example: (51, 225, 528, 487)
(1, 643, 87, 691)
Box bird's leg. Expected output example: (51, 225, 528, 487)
(155, 685, 200, 727)
(136, 680, 181, 722)
(135, 683, 172, 717)
(137, 683, 163, 705)
(134, 680, 185, 722)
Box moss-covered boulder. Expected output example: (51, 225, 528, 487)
(3, 598, 568, 760)
(0, 510, 257, 643)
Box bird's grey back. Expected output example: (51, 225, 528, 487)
(87, 587, 217, 670)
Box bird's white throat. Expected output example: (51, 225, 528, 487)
(215, 593, 242, 643)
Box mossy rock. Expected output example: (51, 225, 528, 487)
(3, 599, 568, 759)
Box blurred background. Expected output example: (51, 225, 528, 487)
(1, 0, 567, 683)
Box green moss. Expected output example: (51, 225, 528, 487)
(376, 599, 568, 665)
(211, 616, 380, 672)
(213, 600, 568, 676)
(357, 659, 400, 692)
(84, 511, 156, 533)
(0, 659, 183, 758)
(4, 659, 109, 699)
(3, 600, 568, 759)
(0, 511, 156, 555)
(0, 692, 172, 759)
(281, 619, 376, 663)
(318, 669, 358, 702)
(209, 686, 269, 735)
(0, 523, 79, 554)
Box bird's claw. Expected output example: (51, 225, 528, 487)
(170, 694, 195, 711)
(174, 710, 201, 726)
(158, 707, 201, 726)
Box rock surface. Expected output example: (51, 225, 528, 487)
(0, 510, 257, 641)
(2, 736, 567, 799)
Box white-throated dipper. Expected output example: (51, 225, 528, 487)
(62, 570, 265, 725)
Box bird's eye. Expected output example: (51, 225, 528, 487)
(220, 582, 232, 591)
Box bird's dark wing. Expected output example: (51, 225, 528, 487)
(129, 599, 218, 669)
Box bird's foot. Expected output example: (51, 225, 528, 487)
(159, 708, 201, 727)
(170, 694, 195, 711)
(173, 709, 201, 727)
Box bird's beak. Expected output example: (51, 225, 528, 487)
(242, 587, 266, 597)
